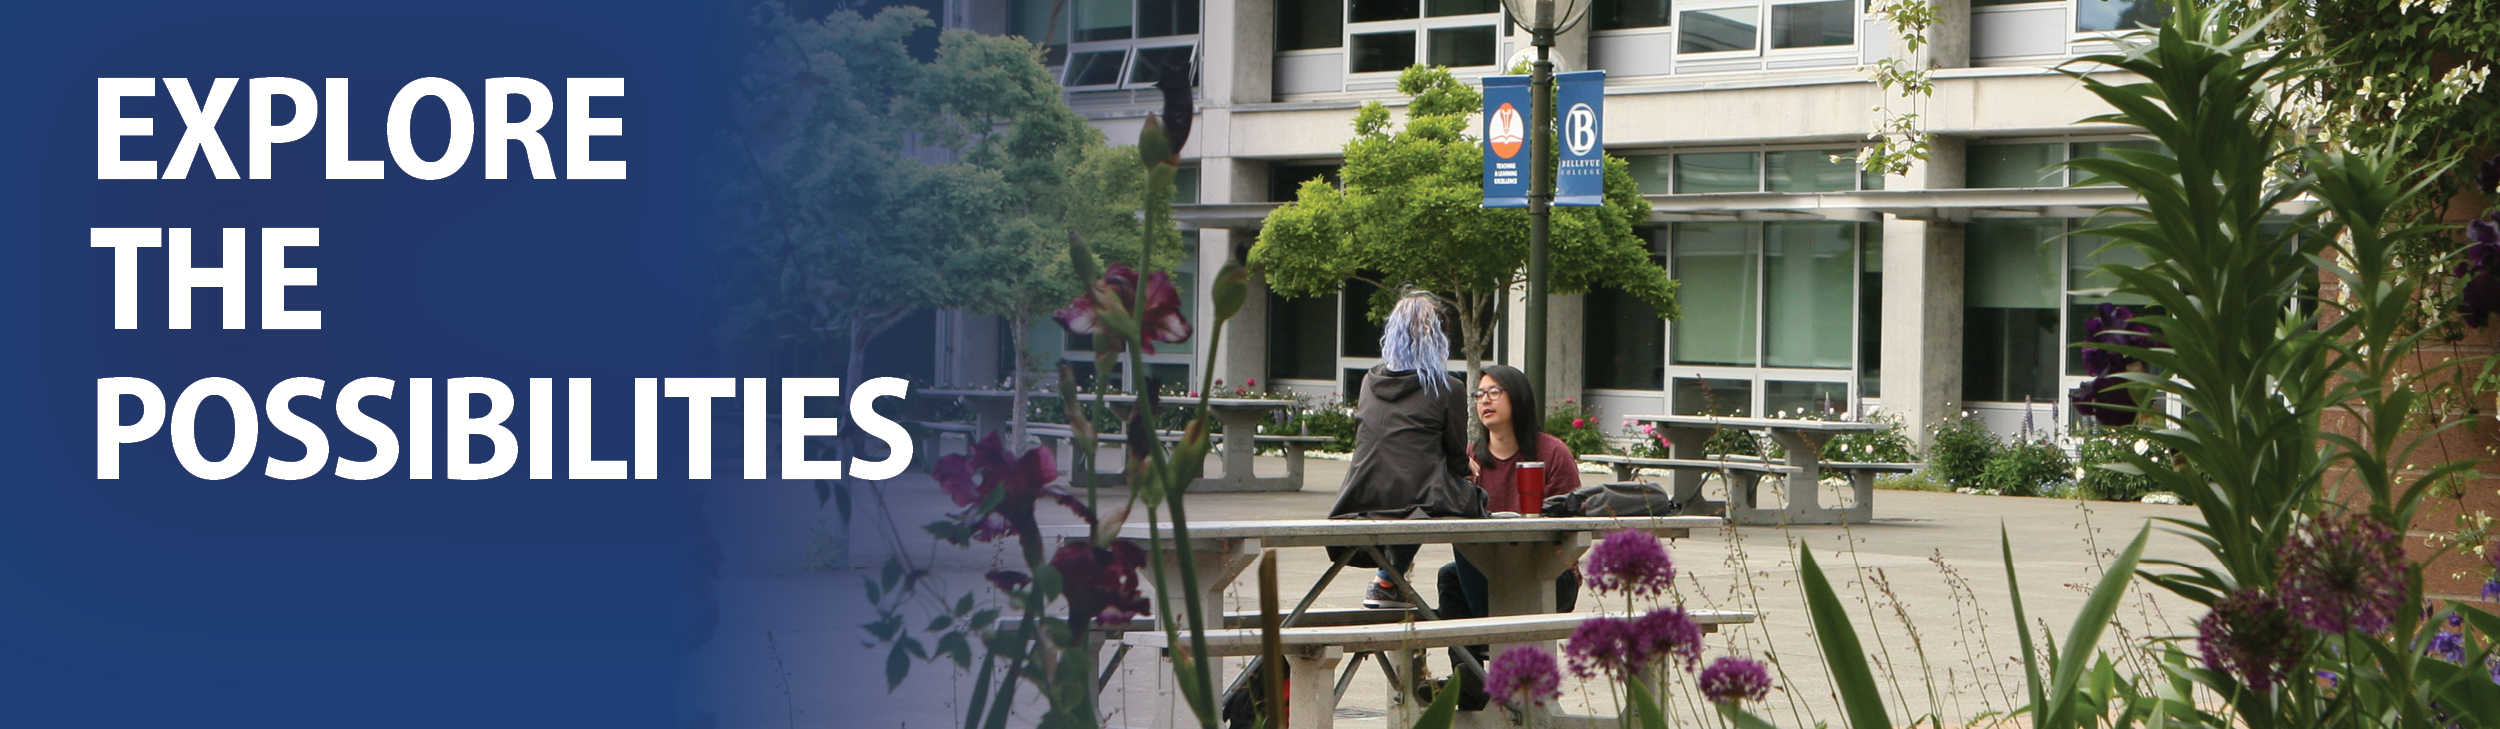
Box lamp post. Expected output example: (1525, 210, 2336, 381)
(1499, 0, 1589, 399)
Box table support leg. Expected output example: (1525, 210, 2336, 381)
(1661, 427, 1720, 516)
(1766, 430, 1836, 525)
(1284, 646, 1344, 729)
(1147, 538, 1260, 729)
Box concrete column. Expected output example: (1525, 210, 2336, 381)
(1879, 137, 1965, 447)
(948, 310, 1003, 387)
(1915, 0, 1973, 70)
(1201, 0, 1274, 106)
(1198, 227, 1269, 390)
(1545, 293, 1584, 403)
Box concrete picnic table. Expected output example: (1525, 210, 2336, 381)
(1044, 515, 1720, 729)
(919, 388, 1299, 492)
(1625, 414, 1885, 525)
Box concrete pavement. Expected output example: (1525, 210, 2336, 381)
(681, 450, 2216, 729)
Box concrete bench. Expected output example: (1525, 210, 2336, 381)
(1027, 426, 1330, 491)
(1705, 456, 1922, 523)
(1577, 454, 1798, 518)
(1122, 610, 1755, 729)
(907, 420, 980, 460)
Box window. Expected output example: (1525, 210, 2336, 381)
(1351, 31, 1422, 72)
(1172, 165, 1201, 204)
(1268, 162, 1342, 202)
(1429, 0, 1499, 15)
(1351, 0, 1419, 22)
(1672, 378, 1753, 416)
(1761, 222, 1855, 369)
(1593, 0, 1675, 30)
(2076, 0, 2168, 33)
(1765, 149, 1857, 192)
(1857, 231, 1882, 396)
(1278, 0, 1345, 50)
(1671, 223, 1760, 366)
(1677, 6, 1759, 54)
(2063, 232, 2152, 375)
(1427, 26, 1497, 66)
(1764, 380, 1848, 417)
(1050, 0, 1203, 89)
(1769, 0, 1853, 48)
(1340, 277, 1387, 358)
(1127, 45, 1197, 86)
(1586, 228, 1670, 390)
(1968, 138, 2168, 188)
(1674, 152, 1759, 193)
(1962, 219, 2064, 403)
(1065, 50, 1131, 87)
(1268, 290, 1340, 379)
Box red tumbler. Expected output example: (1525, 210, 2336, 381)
(1515, 461, 1546, 513)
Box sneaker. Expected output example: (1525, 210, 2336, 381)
(1363, 579, 1411, 609)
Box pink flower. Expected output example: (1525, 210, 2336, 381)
(1052, 264, 1194, 354)
(1572, 418, 1588, 429)
(1245, 378, 1257, 387)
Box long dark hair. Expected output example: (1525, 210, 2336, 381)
(1473, 364, 1542, 468)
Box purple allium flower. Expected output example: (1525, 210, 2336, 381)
(2483, 577, 2500, 603)
(1698, 656, 1773, 705)
(1585, 530, 1677, 598)
(2432, 629, 2468, 664)
(1632, 607, 1706, 673)
(2276, 512, 2407, 634)
(1486, 646, 1563, 709)
(2197, 588, 2306, 692)
(1564, 617, 1637, 679)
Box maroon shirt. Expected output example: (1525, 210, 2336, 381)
(1469, 432, 1582, 514)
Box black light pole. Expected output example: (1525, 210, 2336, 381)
(1524, 0, 1554, 398)
(1502, 0, 1585, 399)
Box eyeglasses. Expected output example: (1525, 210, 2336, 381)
(1472, 386, 1506, 400)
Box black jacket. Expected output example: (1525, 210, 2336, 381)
(1328, 365, 1488, 520)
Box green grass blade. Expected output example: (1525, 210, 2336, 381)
(1407, 672, 1462, 729)
(1798, 543, 1894, 729)
(2041, 525, 2152, 729)
(2003, 525, 2049, 727)
(1625, 675, 1672, 729)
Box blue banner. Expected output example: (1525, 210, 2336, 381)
(1555, 70, 1607, 206)
(1480, 75, 1530, 208)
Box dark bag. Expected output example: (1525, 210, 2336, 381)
(1542, 482, 1683, 517)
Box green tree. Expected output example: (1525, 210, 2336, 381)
(1251, 65, 1677, 395)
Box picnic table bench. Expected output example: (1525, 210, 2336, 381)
(1623, 415, 1920, 525)
(1119, 610, 1754, 729)
(918, 389, 1300, 491)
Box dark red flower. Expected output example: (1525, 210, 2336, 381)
(986, 570, 1031, 593)
(2071, 376, 2136, 428)
(930, 433, 1084, 544)
(1053, 264, 1194, 354)
(1051, 541, 1152, 624)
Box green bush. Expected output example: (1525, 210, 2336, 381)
(2073, 427, 2161, 502)
(1927, 415, 1998, 490)
(1261, 403, 1357, 453)
(1820, 413, 1918, 464)
(1542, 399, 1615, 457)
(1980, 437, 2071, 498)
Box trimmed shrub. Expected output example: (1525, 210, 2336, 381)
(2074, 427, 2162, 502)
(1981, 437, 2072, 497)
(1928, 415, 1998, 491)
(1544, 399, 1615, 457)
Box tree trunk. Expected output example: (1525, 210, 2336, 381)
(1010, 305, 1032, 450)
(1453, 291, 1491, 436)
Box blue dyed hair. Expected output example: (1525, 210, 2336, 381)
(1379, 293, 1450, 396)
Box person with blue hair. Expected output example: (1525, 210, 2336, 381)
(1327, 292, 1488, 609)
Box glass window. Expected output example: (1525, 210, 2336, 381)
(1761, 222, 1855, 369)
(1268, 290, 1340, 379)
(1127, 45, 1195, 86)
(1427, 26, 1498, 66)
(1593, 0, 1675, 30)
(1173, 165, 1201, 204)
(1677, 6, 1759, 54)
(1857, 226, 1882, 397)
(1963, 219, 2064, 402)
(2063, 232, 2153, 375)
(1860, 163, 1885, 190)
(1674, 152, 1759, 193)
(2067, 139, 2162, 186)
(1626, 154, 1674, 195)
(2076, 0, 2169, 33)
(1137, 0, 1199, 38)
(1764, 380, 1848, 418)
(1769, 1, 1853, 49)
(1074, 0, 1135, 42)
(1147, 363, 1193, 389)
(1065, 50, 1130, 86)
(1010, 0, 1061, 45)
(1278, 0, 1345, 50)
(1341, 277, 1386, 357)
(1268, 162, 1342, 202)
(1672, 377, 1753, 416)
(1587, 229, 1670, 390)
(1973, 0, 2050, 5)
(1350, 31, 1419, 72)
(1766, 149, 1858, 192)
(1351, 0, 1422, 22)
(1966, 143, 2062, 188)
(1428, 0, 1500, 16)
(1671, 223, 1760, 365)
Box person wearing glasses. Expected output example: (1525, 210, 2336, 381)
(1327, 292, 1488, 610)
(1438, 363, 1583, 708)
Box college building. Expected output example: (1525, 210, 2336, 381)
(907, 0, 2171, 443)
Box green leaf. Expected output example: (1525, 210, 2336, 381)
(1797, 544, 1893, 729)
(2040, 525, 2151, 729)
(938, 631, 975, 669)
(928, 615, 956, 633)
(865, 576, 885, 606)
(2003, 526, 2049, 728)
(970, 608, 1000, 630)
(864, 614, 903, 642)
(883, 556, 905, 590)
(887, 640, 915, 692)
(956, 593, 976, 617)
(1407, 668, 1462, 729)
(1624, 677, 1672, 729)
(814, 479, 833, 509)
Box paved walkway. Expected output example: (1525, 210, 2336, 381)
(682, 451, 2215, 729)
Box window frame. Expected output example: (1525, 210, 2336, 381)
(1343, 4, 1505, 77)
(1643, 217, 1873, 418)
(1050, 0, 1206, 91)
